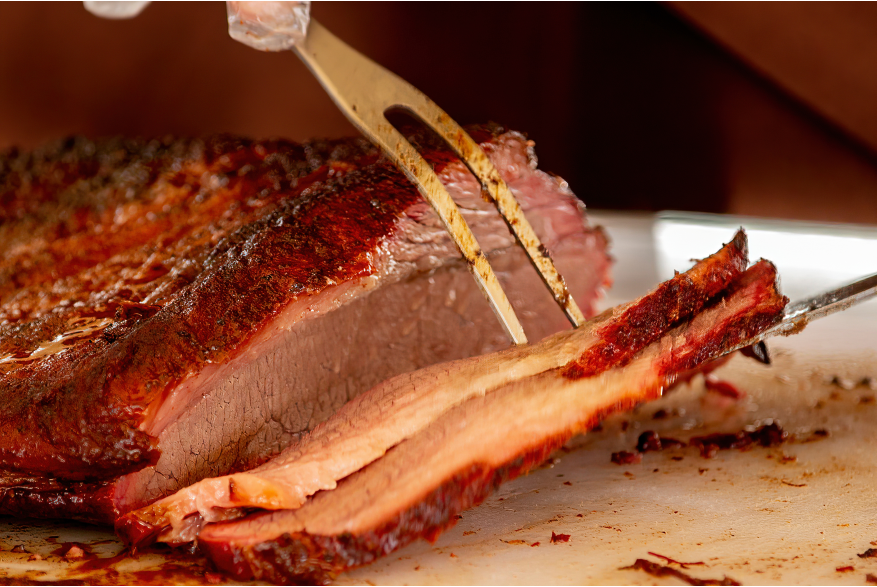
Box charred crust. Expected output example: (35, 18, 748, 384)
(201, 402, 650, 584)
(201, 371, 748, 585)
(115, 513, 165, 551)
(202, 442, 565, 584)
(0, 126, 513, 505)
(0, 479, 119, 524)
(563, 230, 749, 380)
(659, 260, 787, 375)
(197, 237, 787, 584)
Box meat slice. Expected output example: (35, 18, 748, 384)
(118, 230, 748, 547)
(0, 125, 611, 523)
(196, 258, 787, 585)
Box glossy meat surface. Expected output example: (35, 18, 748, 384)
(0, 134, 393, 480)
(197, 255, 787, 584)
(0, 125, 611, 522)
(119, 230, 748, 547)
(108, 230, 784, 583)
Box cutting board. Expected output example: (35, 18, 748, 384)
(2, 211, 876, 585)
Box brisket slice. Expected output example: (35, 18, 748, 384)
(196, 257, 787, 585)
(0, 125, 611, 523)
(118, 230, 747, 547)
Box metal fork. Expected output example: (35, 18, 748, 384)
(289, 19, 585, 345)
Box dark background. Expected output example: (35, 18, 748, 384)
(2, 2, 877, 223)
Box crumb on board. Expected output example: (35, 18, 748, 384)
(621, 558, 740, 586)
(550, 532, 571, 543)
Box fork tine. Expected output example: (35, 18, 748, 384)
(293, 19, 585, 343)
(405, 106, 586, 328)
(378, 125, 530, 344)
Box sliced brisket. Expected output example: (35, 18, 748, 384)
(0, 126, 611, 523)
(119, 230, 748, 547)
(196, 256, 787, 584)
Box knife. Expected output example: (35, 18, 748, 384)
(728, 271, 877, 360)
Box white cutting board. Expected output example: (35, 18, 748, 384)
(2, 211, 876, 585)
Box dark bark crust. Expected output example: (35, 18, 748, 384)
(563, 230, 748, 379)
(0, 479, 117, 523)
(0, 125, 506, 516)
(199, 253, 787, 585)
(203, 438, 574, 584)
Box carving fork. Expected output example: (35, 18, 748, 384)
(228, 5, 585, 345)
(293, 21, 590, 345)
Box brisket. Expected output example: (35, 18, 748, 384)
(0, 125, 611, 523)
(119, 230, 748, 547)
(195, 256, 787, 584)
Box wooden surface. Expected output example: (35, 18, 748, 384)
(5, 3, 877, 222)
(671, 2, 877, 154)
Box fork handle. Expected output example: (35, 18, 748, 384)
(292, 20, 532, 344)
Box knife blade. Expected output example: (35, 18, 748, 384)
(726, 271, 877, 359)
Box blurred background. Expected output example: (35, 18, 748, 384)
(2, 1, 877, 223)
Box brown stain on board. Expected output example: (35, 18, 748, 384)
(622, 558, 741, 586)
(0, 542, 226, 586)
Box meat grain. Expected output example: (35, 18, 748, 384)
(195, 258, 786, 584)
(119, 231, 748, 545)
(0, 125, 611, 523)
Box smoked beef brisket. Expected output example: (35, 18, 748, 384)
(0, 126, 611, 524)
(126, 233, 786, 584)
(119, 231, 748, 546)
